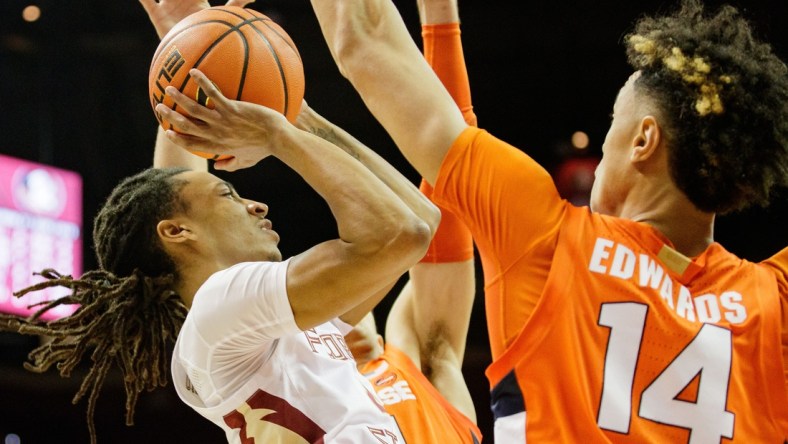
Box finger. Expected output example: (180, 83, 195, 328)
(164, 129, 228, 156)
(156, 102, 204, 136)
(163, 85, 214, 122)
(163, 129, 205, 148)
(188, 69, 231, 108)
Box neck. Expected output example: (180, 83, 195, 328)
(173, 260, 224, 309)
(618, 178, 714, 257)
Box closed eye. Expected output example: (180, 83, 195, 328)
(218, 180, 242, 201)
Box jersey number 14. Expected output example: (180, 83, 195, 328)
(596, 302, 735, 444)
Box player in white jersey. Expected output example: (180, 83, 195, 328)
(140, 1, 439, 442)
(151, 70, 437, 441)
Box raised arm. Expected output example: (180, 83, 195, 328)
(382, 0, 477, 420)
(152, 126, 208, 170)
(310, 0, 468, 185)
(156, 69, 435, 330)
(293, 101, 440, 325)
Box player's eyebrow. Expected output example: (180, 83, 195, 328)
(213, 180, 239, 197)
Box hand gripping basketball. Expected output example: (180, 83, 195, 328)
(155, 68, 291, 171)
(148, 5, 305, 160)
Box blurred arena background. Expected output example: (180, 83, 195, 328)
(0, 0, 785, 442)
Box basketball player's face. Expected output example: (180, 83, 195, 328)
(175, 171, 282, 265)
(591, 73, 643, 216)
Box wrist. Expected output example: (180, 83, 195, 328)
(419, 2, 459, 25)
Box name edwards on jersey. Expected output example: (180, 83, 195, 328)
(587, 237, 748, 325)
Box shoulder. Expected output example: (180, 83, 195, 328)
(186, 259, 298, 341)
(761, 246, 788, 277)
(194, 260, 290, 311)
(203, 260, 289, 291)
(760, 246, 788, 296)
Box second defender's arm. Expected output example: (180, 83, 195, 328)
(383, 0, 478, 419)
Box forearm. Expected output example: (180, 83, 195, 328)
(421, 23, 476, 126)
(152, 126, 208, 170)
(272, 124, 427, 251)
(274, 125, 432, 328)
(295, 104, 440, 235)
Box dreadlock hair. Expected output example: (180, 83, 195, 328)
(0, 167, 191, 444)
(624, 0, 788, 214)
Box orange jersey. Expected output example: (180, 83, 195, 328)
(360, 344, 482, 443)
(433, 126, 788, 442)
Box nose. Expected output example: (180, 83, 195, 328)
(246, 201, 268, 217)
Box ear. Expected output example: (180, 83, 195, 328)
(156, 219, 196, 245)
(630, 115, 662, 163)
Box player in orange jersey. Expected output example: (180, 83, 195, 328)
(308, 0, 788, 442)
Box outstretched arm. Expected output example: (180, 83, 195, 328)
(383, 0, 477, 421)
(310, 0, 468, 185)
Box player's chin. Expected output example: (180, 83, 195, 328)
(265, 228, 281, 244)
(268, 249, 284, 262)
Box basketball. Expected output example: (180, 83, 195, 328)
(149, 6, 305, 160)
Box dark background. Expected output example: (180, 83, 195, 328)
(0, 0, 786, 442)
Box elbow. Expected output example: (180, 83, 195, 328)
(319, 6, 361, 79)
(390, 215, 433, 263)
(331, 33, 367, 81)
(424, 200, 441, 238)
(325, 4, 386, 81)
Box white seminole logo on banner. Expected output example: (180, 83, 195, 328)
(0, 154, 83, 321)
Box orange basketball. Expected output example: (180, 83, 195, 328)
(149, 6, 305, 160)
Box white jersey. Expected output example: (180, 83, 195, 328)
(171, 260, 405, 443)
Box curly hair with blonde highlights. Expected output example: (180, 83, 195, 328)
(625, 0, 788, 213)
(0, 167, 191, 444)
